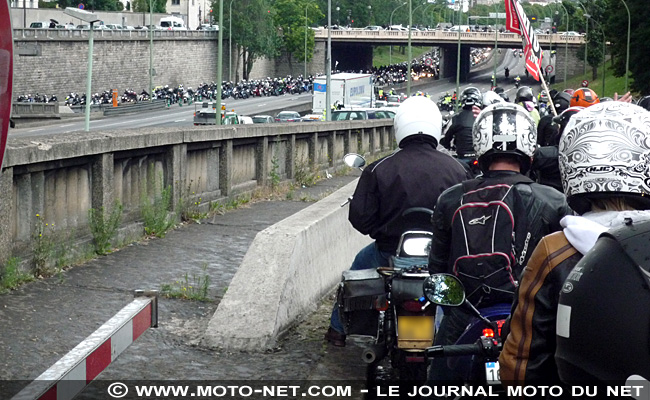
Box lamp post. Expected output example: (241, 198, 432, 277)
(407, 0, 412, 96)
(229, 0, 234, 83)
(336, 6, 340, 26)
(304, 3, 316, 80)
(585, 15, 606, 96)
(581, 8, 589, 76)
(493, 4, 499, 88)
(326, 0, 332, 121)
(216, 0, 224, 125)
(389, 2, 407, 65)
(620, 0, 630, 93)
(556, 1, 569, 83)
(455, 6, 461, 112)
(149, 0, 153, 102)
(64, 7, 99, 132)
(368, 5, 372, 26)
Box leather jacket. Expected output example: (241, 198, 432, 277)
(530, 146, 563, 192)
(428, 170, 572, 275)
(440, 107, 475, 157)
(349, 135, 470, 253)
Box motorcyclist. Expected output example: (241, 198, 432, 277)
(440, 87, 482, 173)
(515, 86, 541, 125)
(428, 102, 571, 386)
(504, 67, 510, 79)
(536, 91, 571, 146)
(514, 75, 521, 87)
(324, 97, 471, 347)
(500, 102, 650, 387)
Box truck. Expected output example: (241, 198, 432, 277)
(312, 73, 373, 115)
(193, 101, 247, 125)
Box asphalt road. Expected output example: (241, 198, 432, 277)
(9, 49, 541, 140)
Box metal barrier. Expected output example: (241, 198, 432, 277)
(103, 100, 167, 116)
(11, 102, 60, 119)
(11, 290, 158, 400)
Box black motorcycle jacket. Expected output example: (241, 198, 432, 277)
(428, 170, 572, 275)
(530, 146, 563, 192)
(440, 107, 475, 157)
(348, 135, 470, 254)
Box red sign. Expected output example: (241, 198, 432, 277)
(424, 57, 433, 67)
(0, 1, 13, 169)
(582, 80, 589, 87)
(546, 65, 554, 74)
(504, 0, 543, 81)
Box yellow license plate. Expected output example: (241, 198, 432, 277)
(397, 316, 435, 349)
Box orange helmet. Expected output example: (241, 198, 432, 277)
(571, 88, 600, 108)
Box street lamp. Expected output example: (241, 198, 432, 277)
(620, 0, 630, 93)
(229, 0, 234, 83)
(216, 0, 224, 125)
(492, 3, 499, 88)
(368, 5, 372, 26)
(407, 0, 412, 96)
(579, 2, 589, 76)
(63, 7, 99, 132)
(585, 14, 606, 96)
(556, 1, 569, 83)
(326, 0, 332, 121)
(149, 0, 153, 102)
(336, 6, 340, 26)
(455, 6, 461, 112)
(304, 3, 316, 81)
(389, 2, 407, 65)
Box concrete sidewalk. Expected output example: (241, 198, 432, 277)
(0, 173, 372, 398)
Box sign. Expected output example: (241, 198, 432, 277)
(546, 65, 554, 74)
(0, 0, 13, 170)
(424, 57, 433, 67)
(504, 0, 543, 81)
(78, 3, 84, 8)
(582, 80, 589, 87)
(488, 12, 507, 19)
(313, 82, 326, 92)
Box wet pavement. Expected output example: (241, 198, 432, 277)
(0, 172, 376, 399)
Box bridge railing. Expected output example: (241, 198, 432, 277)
(13, 28, 218, 40)
(0, 120, 395, 266)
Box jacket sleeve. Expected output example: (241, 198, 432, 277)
(440, 122, 458, 150)
(499, 233, 578, 385)
(348, 167, 380, 236)
(428, 192, 454, 274)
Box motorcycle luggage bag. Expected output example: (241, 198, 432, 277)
(338, 269, 384, 336)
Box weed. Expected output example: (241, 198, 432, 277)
(161, 262, 211, 301)
(294, 155, 318, 187)
(32, 214, 56, 277)
(141, 172, 176, 238)
(269, 156, 281, 191)
(0, 257, 33, 293)
(178, 179, 208, 223)
(89, 203, 123, 255)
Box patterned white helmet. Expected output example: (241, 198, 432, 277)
(393, 96, 443, 146)
(473, 103, 537, 173)
(559, 102, 650, 214)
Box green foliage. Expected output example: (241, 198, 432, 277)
(272, 0, 324, 67)
(161, 262, 211, 301)
(131, 0, 165, 13)
(140, 171, 176, 238)
(89, 203, 123, 255)
(269, 156, 282, 191)
(178, 179, 208, 223)
(0, 257, 33, 294)
(32, 214, 56, 277)
(293, 155, 318, 187)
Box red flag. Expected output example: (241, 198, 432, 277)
(504, 0, 542, 81)
(0, 1, 13, 169)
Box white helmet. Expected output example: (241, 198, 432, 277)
(393, 96, 443, 146)
(482, 91, 503, 107)
(473, 103, 537, 173)
(559, 102, 650, 214)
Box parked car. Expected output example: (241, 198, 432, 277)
(29, 21, 51, 29)
(301, 114, 324, 122)
(252, 115, 274, 124)
(198, 24, 219, 31)
(331, 109, 370, 121)
(104, 24, 123, 30)
(275, 111, 301, 122)
(363, 25, 383, 31)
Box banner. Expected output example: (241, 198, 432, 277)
(0, 0, 13, 169)
(504, 0, 542, 81)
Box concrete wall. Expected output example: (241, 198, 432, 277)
(0, 121, 395, 266)
(203, 180, 372, 351)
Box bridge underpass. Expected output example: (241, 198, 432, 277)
(316, 30, 586, 83)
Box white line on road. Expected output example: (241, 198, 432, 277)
(60, 124, 74, 127)
(257, 104, 267, 107)
(29, 128, 44, 132)
(174, 119, 186, 122)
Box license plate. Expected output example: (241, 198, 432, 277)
(485, 361, 501, 384)
(397, 316, 434, 349)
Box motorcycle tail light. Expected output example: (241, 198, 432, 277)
(482, 319, 506, 338)
(482, 328, 495, 337)
(374, 296, 388, 311)
(401, 300, 424, 312)
(472, 159, 479, 166)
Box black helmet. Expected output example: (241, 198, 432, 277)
(497, 92, 510, 102)
(460, 86, 482, 108)
(556, 219, 650, 384)
(552, 92, 572, 114)
(515, 86, 534, 103)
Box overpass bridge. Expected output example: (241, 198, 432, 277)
(313, 29, 586, 81)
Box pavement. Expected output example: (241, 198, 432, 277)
(0, 171, 376, 399)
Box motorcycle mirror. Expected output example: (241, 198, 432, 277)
(343, 153, 366, 170)
(422, 273, 466, 307)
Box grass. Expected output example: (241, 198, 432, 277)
(161, 262, 211, 301)
(373, 46, 433, 68)
(0, 257, 34, 294)
(551, 63, 631, 98)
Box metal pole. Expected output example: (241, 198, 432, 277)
(455, 7, 461, 112)
(578, 2, 588, 77)
(305, 6, 308, 80)
(326, 0, 331, 121)
(215, 0, 223, 125)
(407, 0, 412, 96)
(620, 0, 630, 93)
(229, 0, 233, 83)
(493, 3, 498, 88)
(389, 2, 407, 65)
(85, 21, 94, 132)
(558, 1, 569, 83)
(149, 0, 153, 102)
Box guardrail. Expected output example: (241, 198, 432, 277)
(13, 28, 218, 40)
(11, 290, 158, 400)
(11, 102, 60, 119)
(103, 100, 168, 116)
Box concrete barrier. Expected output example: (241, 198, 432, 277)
(11, 102, 60, 119)
(203, 179, 372, 351)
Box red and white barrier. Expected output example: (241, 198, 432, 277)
(12, 290, 158, 400)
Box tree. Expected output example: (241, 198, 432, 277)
(272, 0, 324, 73)
(131, 0, 165, 13)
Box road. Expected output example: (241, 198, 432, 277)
(9, 49, 541, 139)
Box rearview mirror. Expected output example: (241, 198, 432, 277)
(423, 274, 466, 306)
(343, 153, 366, 169)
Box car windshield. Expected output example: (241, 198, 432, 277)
(252, 117, 269, 123)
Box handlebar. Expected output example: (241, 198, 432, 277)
(426, 337, 502, 358)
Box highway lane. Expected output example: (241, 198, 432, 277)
(10, 49, 539, 139)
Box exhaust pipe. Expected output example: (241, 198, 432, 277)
(362, 344, 386, 364)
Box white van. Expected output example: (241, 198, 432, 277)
(159, 16, 187, 31)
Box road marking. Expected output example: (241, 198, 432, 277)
(60, 124, 74, 127)
(29, 128, 44, 132)
(174, 119, 186, 122)
(257, 103, 267, 107)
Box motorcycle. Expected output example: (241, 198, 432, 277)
(423, 274, 510, 387)
(338, 154, 436, 381)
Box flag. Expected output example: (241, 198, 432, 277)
(504, 0, 543, 81)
